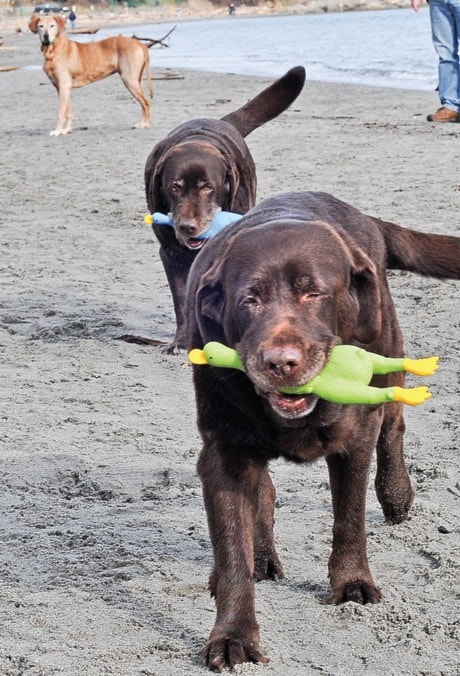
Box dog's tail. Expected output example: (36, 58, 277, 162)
(142, 45, 153, 99)
(380, 220, 460, 279)
(220, 65, 306, 138)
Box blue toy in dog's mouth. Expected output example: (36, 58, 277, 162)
(144, 210, 242, 240)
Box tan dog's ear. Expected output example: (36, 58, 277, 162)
(56, 15, 66, 31)
(28, 13, 40, 33)
(348, 247, 382, 345)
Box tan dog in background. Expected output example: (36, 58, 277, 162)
(29, 13, 153, 136)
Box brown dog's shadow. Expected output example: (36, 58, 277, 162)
(280, 578, 330, 601)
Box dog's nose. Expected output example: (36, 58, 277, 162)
(178, 223, 199, 236)
(262, 348, 302, 379)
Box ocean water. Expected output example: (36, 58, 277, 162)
(92, 7, 438, 91)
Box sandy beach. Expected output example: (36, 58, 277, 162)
(0, 17, 459, 676)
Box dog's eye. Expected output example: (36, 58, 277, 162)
(199, 184, 213, 193)
(299, 290, 323, 303)
(239, 296, 259, 310)
(295, 278, 324, 301)
(169, 184, 179, 194)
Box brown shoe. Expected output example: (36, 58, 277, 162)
(427, 107, 460, 122)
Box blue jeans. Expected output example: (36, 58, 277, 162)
(429, 0, 460, 111)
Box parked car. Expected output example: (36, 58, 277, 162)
(33, 4, 67, 14)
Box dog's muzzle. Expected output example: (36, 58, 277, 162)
(265, 391, 319, 420)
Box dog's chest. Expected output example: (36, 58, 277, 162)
(276, 427, 335, 463)
(43, 60, 59, 86)
(275, 406, 364, 463)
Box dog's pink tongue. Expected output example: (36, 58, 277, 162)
(268, 392, 313, 416)
(187, 238, 204, 250)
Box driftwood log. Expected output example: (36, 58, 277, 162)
(68, 28, 100, 35)
(133, 25, 176, 48)
(152, 72, 185, 80)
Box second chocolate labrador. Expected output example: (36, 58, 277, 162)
(144, 66, 306, 353)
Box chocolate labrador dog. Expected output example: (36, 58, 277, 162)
(185, 191, 460, 671)
(144, 66, 306, 353)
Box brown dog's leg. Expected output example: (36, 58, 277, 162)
(254, 468, 284, 582)
(324, 419, 383, 605)
(159, 247, 189, 353)
(374, 400, 415, 524)
(198, 446, 268, 671)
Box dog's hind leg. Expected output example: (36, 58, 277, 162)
(374, 397, 415, 524)
(120, 68, 151, 129)
(253, 467, 284, 582)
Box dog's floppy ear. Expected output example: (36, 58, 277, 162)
(56, 15, 66, 31)
(144, 144, 173, 213)
(28, 14, 40, 33)
(348, 245, 382, 345)
(195, 262, 227, 343)
(225, 163, 241, 210)
(225, 158, 257, 213)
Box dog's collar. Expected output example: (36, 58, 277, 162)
(144, 211, 242, 240)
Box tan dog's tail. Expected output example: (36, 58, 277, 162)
(221, 65, 306, 138)
(135, 39, 153, 98)
(380, 220, 460, 279)
(145, 48, 153, 99)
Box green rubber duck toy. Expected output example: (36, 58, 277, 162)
(188, 342, 439, 406)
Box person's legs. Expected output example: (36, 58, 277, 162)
(429, 0, 460, 113)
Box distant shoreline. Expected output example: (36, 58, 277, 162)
(0, 1, 410, 34)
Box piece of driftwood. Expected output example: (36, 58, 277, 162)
(133, 25, 176, 48)
(0, 65, 19, 72)
(68, 28, 99, 34)
(152, 72, 185, 80)
(117, 334, 168, 346)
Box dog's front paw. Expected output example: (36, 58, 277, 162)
(49, 128, 71, 137)
(324, 579, 382, 605)
(162, 340, 185, 355)
(379, 483, 416, 525)
(254, 550, 284, 582)
(162, 332, 187, 355)
(204, 635, 267, 672)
